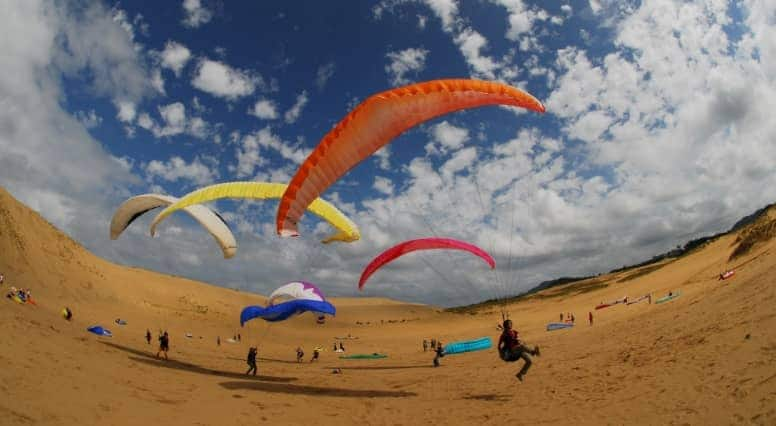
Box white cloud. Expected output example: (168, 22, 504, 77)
(156, 102, 187, 136)
(137, 112, 155, 130)
(145, 156, 217, 185)
(374, 146, 391, 171)
(424, 0, 461, 32)
(441, 146, 477, 178)
(417, 14, 427, 29)
(284, 91, 309, 124)
(151, 68, 165, 94)
(315, 62, 335, 91)
(135, 102, 210, 139)
(561, 4, 572, 15)
(74, 110, 103, 129)
(182, 0, 213, 28)
(192, 59, 258, 99)
(160, 41, 191, 77)
(0, 0, 140, 252)
(428, 121, 470, 153)
(373, 176, 395, 195)
(233, 127, 309, 178)
(589, 0, 602, 14)
(249, 99, 278, 120)
(385, 47, 429, 86)
(234, 133, 266, 178)
(115, 100, 137, 123)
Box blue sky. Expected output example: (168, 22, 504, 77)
(2, 0, 775, 306)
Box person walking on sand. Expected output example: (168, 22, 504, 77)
(246, 346, 258, 376)
(560, 312, 563, 322)
(156, 331, 170, 360)
(339, 342, 345, 352)
(423, 339, 428, 352)
(431, 338, 436, 350)
(310, 346, 321, 362)
(145, 329, 152, 344)
(296, 347, 304, 363)
(433, 341, 444, 367)
(588, 311, 593, 326)
(217, 336, 221, 346)
(498, 319, 540, 382)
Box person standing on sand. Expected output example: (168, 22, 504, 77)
(560, 312, 563, 322)
(156, 331, 169, 360)
(588, 311, 593, 326)
(246, 346, 258, 376)
(296, 347, 304, 363)
(0, 272, 4, 286)
(311, 346, 321, 362)
(145, 329, 152, 344)
(217, 336, 221, 346)
(431, 338, 436, 350)
(498, 319, 540, 382)
(433, 341, 444, 367)
(423, 339, 428, 352)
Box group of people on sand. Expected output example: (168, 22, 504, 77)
(332, 341, 346, 352)
(5, 285, 33, 303)
(559, 312, 575, 323)
(295, 346, 322, 363)
(422, 338, 442, 352)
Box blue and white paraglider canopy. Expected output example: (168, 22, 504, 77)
(240, 299, 336, 325)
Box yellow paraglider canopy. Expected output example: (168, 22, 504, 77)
(149, 182, 360, 244)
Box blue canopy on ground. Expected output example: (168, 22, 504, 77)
(87, 326, 113, 337)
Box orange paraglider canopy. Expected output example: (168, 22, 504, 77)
(276, 79, 545, 238)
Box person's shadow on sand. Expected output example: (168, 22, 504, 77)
(100, 341, 296, 383)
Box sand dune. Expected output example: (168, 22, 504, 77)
(1, 186, 774, 425)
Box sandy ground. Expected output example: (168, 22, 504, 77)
(1, 186, 774, 425)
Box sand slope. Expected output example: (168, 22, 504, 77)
(1, 187, 774, 425)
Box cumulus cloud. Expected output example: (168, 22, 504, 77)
(233, 127, 310, 178)
(74, 110, 103, 129)
(0, 0, 141, 257)
(150, 68, 165, 94)
(160, 40, 192, 76)
(192, 59, 259, 99)
(284, 91, 309, 124)
(385, 47, 429, 85)
(156, 102, 187, 136)
(182, 0, 213, 28)
(426, 121, 470, 154)
(135, 102, 210, 139)
(374, 146, 392, 171)
(248, 99, 279, 120)
(115, 100, 137, 123)
(373, 176, 395, 195)
(145, 156, 217, 185)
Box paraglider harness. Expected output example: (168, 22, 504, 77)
(498, 330, 524, 362)
(498, 316, 523, 363)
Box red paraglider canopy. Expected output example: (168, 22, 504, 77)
(358, 237, 496, 289)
